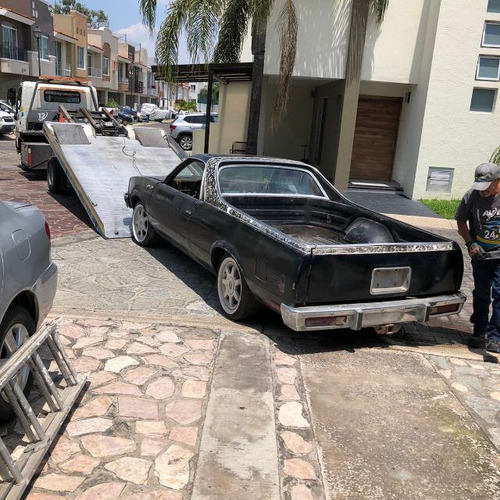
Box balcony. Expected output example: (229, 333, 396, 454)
(88, 66, 102, 78)
(118, 77, 129, 92)
(0, 44, 28, 61)
(1, 44, 30, 75)
(134, 81, 144, 93)
(56, 62, 72, 77)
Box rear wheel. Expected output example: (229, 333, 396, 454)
(47, 157, 64, 194)
(217, 254, 259, 320)
(132, 202, 158, 247)
(0, 307, 35, 423)
(178, 134, 192, 151)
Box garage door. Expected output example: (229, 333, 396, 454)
(350, 96, 402, 182)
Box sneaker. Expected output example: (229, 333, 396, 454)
(468, 331, 485, 348)
(486, 340, 500, 354)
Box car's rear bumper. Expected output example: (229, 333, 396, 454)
(32, 262, 58, 329)
(280, 292, 466, 332)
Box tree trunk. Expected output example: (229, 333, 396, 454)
(333, 0, 370, 191)
(246, 17, 267, 155)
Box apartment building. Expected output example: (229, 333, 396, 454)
(0, 1, 176, 110)
(210, 0, 500, 199)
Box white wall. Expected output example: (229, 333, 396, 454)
(263, 0, 429, 84)
(412, 0, 500, 199)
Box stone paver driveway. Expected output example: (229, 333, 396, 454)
(29, 317, 217, 499)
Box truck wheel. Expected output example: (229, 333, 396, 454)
(131, 202, 159, 247)
(178, 134, 192, 151)
(47, 158, 64, 194)
(0, 307, 35, 423)
(217, 254, 259, 320)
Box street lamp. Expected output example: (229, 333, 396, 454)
(32, 26, 42, 77)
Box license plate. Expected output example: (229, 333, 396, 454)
(370, 267, 411, 295)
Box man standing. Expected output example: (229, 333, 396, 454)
(455, 163, 500, 353)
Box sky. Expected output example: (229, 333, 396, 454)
(50, 0, 189, 62)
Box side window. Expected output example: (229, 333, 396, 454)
(168, 161, 204, 198)
(183, 116, 194, 123)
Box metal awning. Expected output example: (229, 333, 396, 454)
(152, 63, 254, 153)
(151, 63, 253, 83)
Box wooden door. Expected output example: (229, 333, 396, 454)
(350, 96, 402, 181)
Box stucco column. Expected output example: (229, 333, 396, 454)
(334, 0, 370, 191)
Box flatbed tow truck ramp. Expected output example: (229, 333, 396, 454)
(43, 121, 180, 238)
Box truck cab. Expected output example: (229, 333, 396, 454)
(15, 77, 98, 170)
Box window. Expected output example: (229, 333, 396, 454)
(77, 46, 85, 69)
(2, 24, 18, 59)
(470, 88, 496, 112)
(169, 161, 205, 198)
(477, 56, 500, 80)
(482, 22, 500, 46)
(426, 167, 454, 193)
(102, 56, 109, 76)
(218, 165, 326, 197)
(488, 0, 500, 13)
(44, 90, 81, 104)
(40, 34, 49, 60)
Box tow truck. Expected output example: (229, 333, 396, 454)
(13, 77, 181, 238)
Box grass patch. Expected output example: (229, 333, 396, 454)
(419, 199, 460, 219)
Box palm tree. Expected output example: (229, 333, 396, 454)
(139, 0, 389, 155)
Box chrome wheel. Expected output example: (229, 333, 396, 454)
(1, 323, 30, 399)
(179, 135, 192, 150)
(132, 204, 149, 243)
(218, 257, 242, 314)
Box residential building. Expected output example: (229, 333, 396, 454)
(0, 0, 55, 99)
(207, 0, 500, 199)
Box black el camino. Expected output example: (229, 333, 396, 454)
(125, 155, 465, 333)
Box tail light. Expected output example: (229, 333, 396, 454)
(28, 148, 32, 167)
(44, 220, 51, 240)
(429, 303, 460, 316)
(170, 124, 177, 131)
(305, 315, 348, 328)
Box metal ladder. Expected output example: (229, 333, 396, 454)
(0, 318, 87, 500)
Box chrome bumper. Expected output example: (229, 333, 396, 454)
(280, 292, 466, 332)
(32, 262, 58, 329)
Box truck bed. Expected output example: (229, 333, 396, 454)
(224, 195, 445, 247)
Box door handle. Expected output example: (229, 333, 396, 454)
(185, 209, 193, 216)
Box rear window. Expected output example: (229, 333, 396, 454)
(44, 90, 81, 104)
(218, 165, 325, 197)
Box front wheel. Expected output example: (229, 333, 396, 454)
(217, 255, 259, 320)
(132, 202, 158, 247)
(178, 134, 192, 151)
(47, 157, 64, 194)
(0, 307, 35, 423)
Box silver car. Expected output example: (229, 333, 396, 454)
(0, 201, 57, 421)
(169, 113, 218, 150)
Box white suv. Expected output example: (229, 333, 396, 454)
(169, 113, 218, 150)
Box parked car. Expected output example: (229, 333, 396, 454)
(0, 201, 57, 421)
(0, 110, 15, 136)
(116, 106, 138, 124)
(138, 103, 170, 122)
(169, 113, 218, 151)
(125, 155, 465, 332)
(0, 100, 15, 117)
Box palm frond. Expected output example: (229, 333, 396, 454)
(186, 0, 224, 64)
(250, 0, 275, 21)
(490, 146, 500, 165)
(155, 0, 191, 80)
(371, 0, 389, 24)
(271, 0, 298, 133)
(139, 0, 157, 31)
(214, 0, 251, 63)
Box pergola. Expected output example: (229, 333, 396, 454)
(152, 63, 253, 153)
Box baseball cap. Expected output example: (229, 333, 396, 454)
(471, 163, 500, 191)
